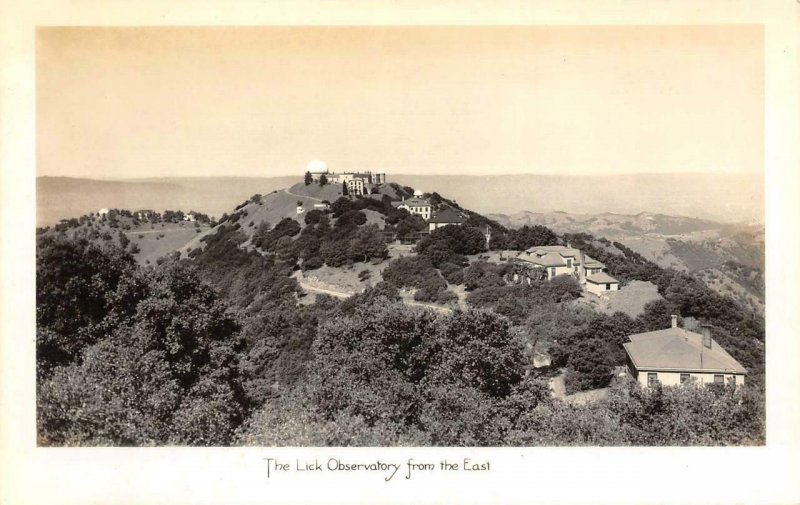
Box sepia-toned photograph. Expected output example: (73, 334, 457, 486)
(33, 25, 767, 448)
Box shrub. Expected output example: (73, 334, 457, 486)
(302, 256, 324, 271)
(439, 262, 465, 285)
(413, 276, 448, 302)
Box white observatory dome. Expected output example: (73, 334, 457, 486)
(413, 189, 424, 197)
(306, 159, 328, 174)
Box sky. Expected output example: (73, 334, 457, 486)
(36, 26, 764, 179)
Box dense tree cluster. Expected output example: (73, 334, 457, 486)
(237, 300, 764, 446)
(465, 275, 583, 324)
(416, 225, 487, 267)
(37, 238, 247, 445)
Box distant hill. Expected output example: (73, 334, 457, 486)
(37, 172, 762, 227)
(37, 176, 296, 227)
(391, 173, 763, 224)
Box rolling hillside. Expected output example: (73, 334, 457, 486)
(37, 172, 763, 227)
(490, 210, 765, 314)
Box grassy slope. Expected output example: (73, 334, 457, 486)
(42, 216, 213, 266)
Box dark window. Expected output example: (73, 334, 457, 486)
(605, 283, 611, 290)
(647, 373, 658, 387)
(549, 267, 555, 277)
(680, 373, 690, 384)
(714, 375, 724, 384)
(731, 376, 737, 385)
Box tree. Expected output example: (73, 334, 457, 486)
(36, 236, 145, 377)
(341, 180, 348, 195)
(276, 236, 298, 265)
(304, 209, 324, 225)
(319, 174, 328, 186)
(304, 171, 313, 186)
(117, 231, 130, 250)
(37, 262, 246, 446)
(348, 224, 387, 263)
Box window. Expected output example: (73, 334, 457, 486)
(549, 267, 556, 277)
(647, 373, 658, 387)
(713, 375, 724, 384)
(605, 283, 611, 290)
(680, 373, 690, 384)
(731, 376, 737, 386)
(566, 259, 573, 267)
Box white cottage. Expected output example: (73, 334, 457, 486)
(585, 272, 619, 294)
(623, 317, 747, 387)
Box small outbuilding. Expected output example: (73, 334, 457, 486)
(585, 272, 619, 295)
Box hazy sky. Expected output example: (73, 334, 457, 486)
(37, 26, 763, 179)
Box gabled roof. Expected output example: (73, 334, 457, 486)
(531, 251, 568, 267)
(623, 327, 747, 374)
(526, 245, 580, 257)
(391, 198, 431, 208)
(586, 272, 619, 284)
(583, 254, 604, 269)
(429, 208, 468, 224)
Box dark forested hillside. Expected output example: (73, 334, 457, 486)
(36, 183, 766, 446)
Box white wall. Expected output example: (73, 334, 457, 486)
(586, 281, 618, 295)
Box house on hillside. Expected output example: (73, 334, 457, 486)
(585, 272, 620, 294)
(392, 197, 432, 220)
(515, 245, 582, 280)
(428, 207, 468, 231)
(623, 316, 747, 388)
(135, 209, 154, 221)
(513, 245, 619, 289)
(183, 212, 196, 222)
(98, 208, 109, 216)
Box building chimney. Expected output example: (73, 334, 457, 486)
(701, 324, 713, 349)
(671, 315, 678, 328)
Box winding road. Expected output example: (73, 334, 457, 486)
(293, 273, 453, 314)
(283, 188, 324, 202)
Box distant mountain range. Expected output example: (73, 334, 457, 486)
(391, 173, 763, 225)
(38, 173, 762, 228)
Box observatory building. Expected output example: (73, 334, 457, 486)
(303, 159, 386, 196)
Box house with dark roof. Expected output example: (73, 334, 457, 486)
(623, 316, 747, 388)
(428, 207, 468, 231)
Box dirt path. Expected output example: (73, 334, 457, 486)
(284, 188, 323, 202)
(293, 273, 453, 314)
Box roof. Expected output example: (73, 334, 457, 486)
(429, 207, 468, 224)
(527, 251, 568, 267)
(623, 327, 747, 374)
(586, 272, 619, 284)
(526, 245, 580, 257)
(583, 254, 605, 268)
(391, 198, 430, 208)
